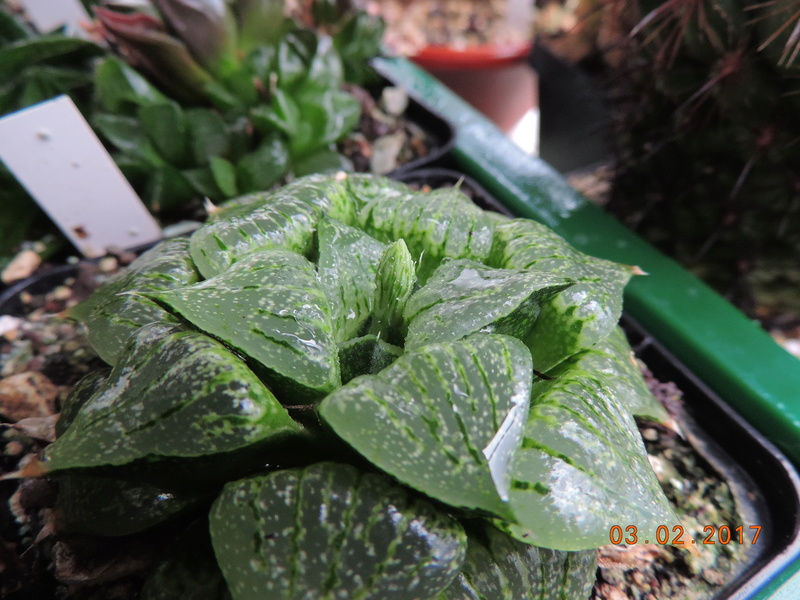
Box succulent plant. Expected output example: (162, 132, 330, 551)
(600, 0, 800, 318)
(44, 173, 683, 598)
(91, 0, 387, 212)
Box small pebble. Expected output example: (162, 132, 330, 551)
(1, 250, 41, 283)
(5, 440, 25, 456)
(98, 256, 119, 273)
(51, 286, 72, 301)
(642, 428, 659, 441)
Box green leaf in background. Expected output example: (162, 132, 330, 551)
(369, 239, 416, 345)
(502, 338, 681, 550)
(0, 10, 31, 45)
(55, 475, 208, 537)
(491, 219, 637, 371)
(321, 334, 532, 520)
(291, 146, 351, 176)
(146, 163, 197, 211)
(185, 108, 230, 164)
(209, 156, 238, 197)
(140, 101, 190, 166)
(0, 35, 102, 81)
(290, 88, 360, 156)
(404, 259, 573, 351)
(69, 238, 198, 365)
(274, 34, 309, 91)
(439, 523, 597, 600)
(94, 57, 167, 114)
(316, 216, 387, 342)
(148, 249, 340, 402)
(304, 35, 344, 91)
(209, 462, 466, 600)
(357, 187, 496, 283)
(235, 134, 290, 193)
(189, 174, 354, 277)
(332, 12, 385, 86)
(235, 0, 287, 55)
(254, 88, 300, 137)
(183, 165, 225, 199)
(46, 323, 302, 472)
(92, 113, 164, 165)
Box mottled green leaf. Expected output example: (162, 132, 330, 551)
(502, 341, 679, 550)
(316, 216, 387, 342)
(490, 219, 638, 371)
(369, 239, 416, 345)
(358, 187, 496, 283)
(56, 370, 110, 438)
(439, 524, 596, 600)
(69, 239, 198, 365)
(584, 326, 669, 422)
(338, 335, 403, 384)
(189, 173, 355, 278)
(321, 334, 531, 520)
(46, 323, 301, 472)
(405, 259, 573, 351)
(55, 475, 207, 537)
(209, 462, 466, 600)
(149, 249, 340, 402)
(291, 147, 352, 177)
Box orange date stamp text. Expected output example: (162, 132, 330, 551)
(609, 524, 762, 546)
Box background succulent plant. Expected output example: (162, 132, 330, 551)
(593, 0, 800, 319)
(47, 173, 683, 599)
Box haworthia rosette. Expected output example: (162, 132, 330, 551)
(320, 334, 532, 520)
(46, 323, 301, 472)
(209, 462, 466, 600)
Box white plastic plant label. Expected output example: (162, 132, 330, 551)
(17, 0, 92, 38)
(0, 95, 162, 258)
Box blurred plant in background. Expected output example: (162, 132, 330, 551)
(0, 0, 390, 273)
(542, 0, 800, 320)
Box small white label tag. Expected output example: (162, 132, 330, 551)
(17, 0, 93, 39)
(0, 95, 162, 258)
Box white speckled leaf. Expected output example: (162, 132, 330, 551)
(357, 186, 496, 283)
(69, 238, 199, 365)
(438, 524, 596, 600)
(501, 342, 679, 550)
(148, 249, 340, 402)
(190, 174, 356, 278)
(209, 462, 466, 600)
(490, 219, 637, 370)
(583, 326, 669, 422)
(316, 216, 387, 343)
(404, 259, 573, 351)
(320, 334, 532, 520)
(46, 323, 301, 472)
